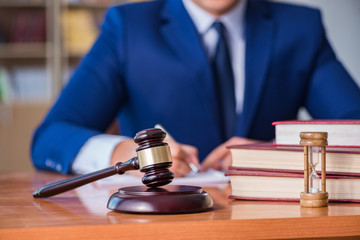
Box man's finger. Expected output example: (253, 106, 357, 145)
(200, 143, 227, 171)
(171, 157, 191, 177)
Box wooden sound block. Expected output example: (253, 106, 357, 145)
(107, 185, 213, 214)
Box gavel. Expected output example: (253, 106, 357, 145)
(33, 128, 174, 198)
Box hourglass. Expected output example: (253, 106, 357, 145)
(300, 132, 328, 208)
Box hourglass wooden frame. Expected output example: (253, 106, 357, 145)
(300, 132, 328, 208)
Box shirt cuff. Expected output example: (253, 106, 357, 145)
(71, 134, 128, 174)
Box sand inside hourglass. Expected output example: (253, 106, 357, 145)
(309, 146, 320, 193)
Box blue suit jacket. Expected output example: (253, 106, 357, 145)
(32, 0, 360, 174)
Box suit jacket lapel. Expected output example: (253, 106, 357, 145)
(160, 1, 206, 66)
(237, 0, 274, 137)
(160, 0, 222, 132)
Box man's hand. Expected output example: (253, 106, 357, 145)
(110, 138, 199, 178)
(200, 137, 260, 172)
(165, 139, 199, 177)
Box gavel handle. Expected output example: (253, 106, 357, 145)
(33, 157, 139, 198)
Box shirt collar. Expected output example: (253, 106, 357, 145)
(182, 0, 247, 37)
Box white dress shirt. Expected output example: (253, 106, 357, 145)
(72, 0, 247, 174)
(183, 0, 247, 113)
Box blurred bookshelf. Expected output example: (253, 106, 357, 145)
(0, 0, 134, 172)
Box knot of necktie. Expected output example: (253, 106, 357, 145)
(212, 21, 227, 39)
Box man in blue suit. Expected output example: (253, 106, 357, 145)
(31, 0, 360, 177)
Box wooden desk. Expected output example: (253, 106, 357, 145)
(1, 172, 360, 240)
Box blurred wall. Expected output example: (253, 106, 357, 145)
(274, 0, 360, 85)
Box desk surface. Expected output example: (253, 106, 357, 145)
(1, 172, 360, 240)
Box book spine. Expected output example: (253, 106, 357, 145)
(229, 195, 360, 203)
(273, 143, 360, 148)
(227, 166, 360, 177)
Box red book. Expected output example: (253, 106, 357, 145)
(226, 169, 360, 203)
(228, 142, 360, 176)
(272, 119, 360, 147)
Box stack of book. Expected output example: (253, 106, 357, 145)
(226, 120, 360, 202)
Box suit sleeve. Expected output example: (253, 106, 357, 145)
(31, 7, 127, 174)
(305, 10, 360, 119)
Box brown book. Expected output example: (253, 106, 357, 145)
(226, 169, 360, 202)
(228, 142, 360, 176)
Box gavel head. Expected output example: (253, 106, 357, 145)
(134, 128, 174, 188)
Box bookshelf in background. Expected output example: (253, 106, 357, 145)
(0, 0, 51, 173)
(0, 0, 133, 172)
(0, 0, 50, 103)
(0, 0, 134, 103)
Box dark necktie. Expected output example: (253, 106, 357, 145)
(212, 21, 236, 141)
